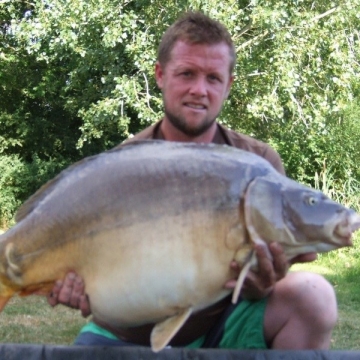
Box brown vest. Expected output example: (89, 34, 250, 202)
(121, 120, 285, 175)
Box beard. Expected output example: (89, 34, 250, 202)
(164, 108, 217, 138)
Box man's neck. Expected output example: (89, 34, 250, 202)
(159, 119, 217, 144)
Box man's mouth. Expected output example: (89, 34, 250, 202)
(185, 103, 206, 110)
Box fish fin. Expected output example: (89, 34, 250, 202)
(0, 296, 11, 312)
(15, 177, 62, 222)
(231, 250, 256, 304)
(5, 243, 22, 280)
(151, 307, 193, 352)
(15, 154, 104, 222)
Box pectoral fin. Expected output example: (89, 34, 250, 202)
(0, 296, 11, 312)
(231, 250, 256, 304)
(5, 243, 22, 282)
(151, 307, 193, 352)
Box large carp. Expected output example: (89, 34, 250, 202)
(0, 140, 359, 351)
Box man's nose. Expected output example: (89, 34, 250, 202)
(189, 76, 207, 96)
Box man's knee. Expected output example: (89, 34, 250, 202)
(264, 271, 337, 348)
(275, 271, 337, 321)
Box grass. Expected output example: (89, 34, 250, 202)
(0, 296, 87, 345)
(0, 240, 359, 349)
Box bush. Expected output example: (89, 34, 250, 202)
(0, 155, 69, 227)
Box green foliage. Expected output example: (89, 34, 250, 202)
(0, 156, 22, 226)
(10, 0, 163, 149)
(314, 163, 360, 212)
(223, 1, 360, 183)
(0, 154, 69, 227)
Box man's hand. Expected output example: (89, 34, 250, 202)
(47, 272, 91, 318)
(224, 242, 317, 300)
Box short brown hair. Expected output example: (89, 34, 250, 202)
(158, 11, 236, 74)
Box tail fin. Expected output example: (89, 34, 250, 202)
(0, 296, 10, 312)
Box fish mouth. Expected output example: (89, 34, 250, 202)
(334, 212, 360, 246)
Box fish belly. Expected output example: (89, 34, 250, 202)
(84, 209, 239, 328)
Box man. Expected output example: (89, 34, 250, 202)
(48, 11, 337, 349)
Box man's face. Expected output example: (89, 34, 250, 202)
(155, 40, 234, 137)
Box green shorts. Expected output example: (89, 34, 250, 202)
(187, 297, 268, 349)
(77, 298, 268, 349)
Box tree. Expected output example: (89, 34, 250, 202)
(222, 1, 360, 185)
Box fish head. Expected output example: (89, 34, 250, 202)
(244, 176, 360, 259)
(281, 186, 360, 251)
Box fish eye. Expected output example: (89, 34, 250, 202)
(305, 195, 318, 206)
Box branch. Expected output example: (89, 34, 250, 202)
(236, 30, 269, 52)
(311, 6, 338, 22)
(288, 91, 308, 126)
(235, 6, 339, 52)
(233, 19, 253, 41)
(142, 72, 152, 110)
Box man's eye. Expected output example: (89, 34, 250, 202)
(208, 75, 220, 82)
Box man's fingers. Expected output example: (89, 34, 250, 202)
(225, 243, 290, 300)
(49, 272, 84, 309)
(224, 260, 241, 289)
(290, 252, 317, 264)
(254, 244, 276, 288)
(47, 279, 63, 307)
(79, 294, 92, 318)
(229, 260, 240, 271)
(224, 279, 237, 289)
(268, 242, 289, 280)
(68, 275, 86, 308)
(56, 272, 77, 306)
(46, 272, 91, 317)
(241, 271, 273, 300)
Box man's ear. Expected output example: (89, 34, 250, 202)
(225, 75, 234, 99)
(155, 61, 164, 89)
